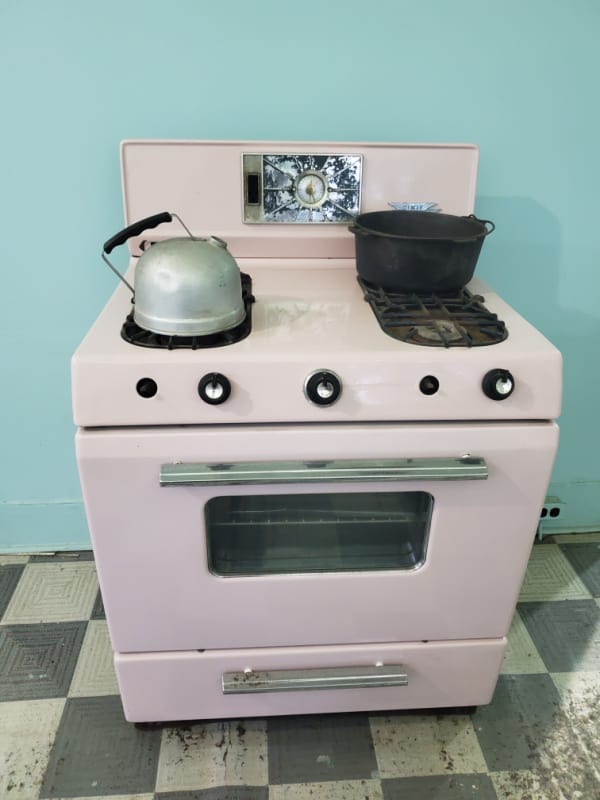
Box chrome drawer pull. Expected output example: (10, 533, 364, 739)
(160, 456, 487, 486)
(222, 665, 408, 694)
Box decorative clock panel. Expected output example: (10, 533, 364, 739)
(243, 153, 362, 223)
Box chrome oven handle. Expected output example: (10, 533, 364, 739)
(222, 665, 408, 694)
(160, 456, 487, 486)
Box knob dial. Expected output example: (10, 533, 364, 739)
(136, 377, 158, 398)
(198, 373, 231, 405)
(304, 370, 342, 406)
(482, 369, 515, 401)
(419, 375, 440, 396)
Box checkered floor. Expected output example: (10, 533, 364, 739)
(1, 535, 599, 800)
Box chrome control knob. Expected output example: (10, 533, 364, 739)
(482, 369, 515, 401)
(304, 370, 342, 406)
(198, 373, 231, 405)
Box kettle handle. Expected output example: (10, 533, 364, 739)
(101, 211, 173, 295)
(103, 211, 173, 255)
(101, 211, 196, 296)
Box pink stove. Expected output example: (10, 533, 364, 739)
(72, 141, 561, 723)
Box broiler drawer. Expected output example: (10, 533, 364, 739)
(115, 637, 506, 722)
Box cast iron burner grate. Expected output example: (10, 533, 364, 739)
(121, 273, 255, 349)
(358, 278, 508, 347)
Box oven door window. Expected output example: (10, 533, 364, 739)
(206, 491, 433, 576)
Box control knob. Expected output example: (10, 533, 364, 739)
(304, 370, 342, 406)
(482, 369, 515, 401)
(198, 373, 231, 405)
(136, 377, 158, 398)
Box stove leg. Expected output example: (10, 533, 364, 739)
(431, 705, 477, 715)
(452, 705, 477, 714)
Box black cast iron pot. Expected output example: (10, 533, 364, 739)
(349, 210, 495, 292)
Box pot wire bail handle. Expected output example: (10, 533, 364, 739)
(101, 211, 195, 295)
(466, 215, 496, 235)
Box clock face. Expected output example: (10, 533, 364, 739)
(295, 171, 328, 208)
(243, 153, 362, 223)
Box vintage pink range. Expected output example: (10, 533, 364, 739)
(72, 141, 561, 722)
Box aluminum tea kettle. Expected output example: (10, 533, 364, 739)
(102, 212, 245, 336)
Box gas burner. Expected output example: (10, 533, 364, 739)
(415, 321, 466, 345)
(358, 279, 508, 347)
(121, 273, 255, 349)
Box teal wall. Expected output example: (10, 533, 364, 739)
(1, 0, 598, 551)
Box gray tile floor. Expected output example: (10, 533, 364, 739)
(0, 535, 599, 799)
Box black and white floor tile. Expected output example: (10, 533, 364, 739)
(0, 535, 599, 800)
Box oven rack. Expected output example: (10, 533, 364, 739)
(211, 509, 428, 527)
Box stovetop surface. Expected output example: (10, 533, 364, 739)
(79, 261, 555, 363)
(72, 261, 562, 427)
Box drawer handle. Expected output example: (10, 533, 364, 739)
(222, 665, 408, 694)
(161, 456, 488, 486)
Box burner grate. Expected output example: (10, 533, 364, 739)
(121, 273, 255, 349)
(358, 278, 508, 347)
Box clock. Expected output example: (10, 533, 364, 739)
(243, 153, 362, 223)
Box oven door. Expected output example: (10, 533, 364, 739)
(76, 421, 558, 652)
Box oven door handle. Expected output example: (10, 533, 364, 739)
(159, 456, 487, 486)
(222, 665, 408, 694)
